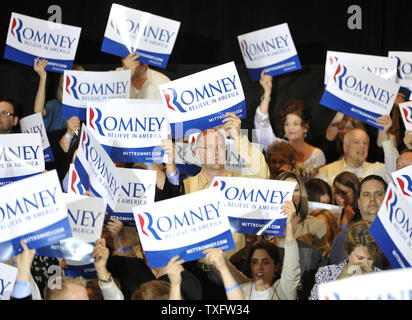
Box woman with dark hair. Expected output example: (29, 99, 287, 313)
(306, 178, 333, 204)
(332, 171, 361, 229)
(276, 171, 326, 245)
(225, 202, 300, 300)
(254, 71, 325, 181)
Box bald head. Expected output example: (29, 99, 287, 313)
(195, 128, 226, 169)
(396, 150, 412, 170)
(343, 128, 369, 168)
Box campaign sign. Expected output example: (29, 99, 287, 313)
(19, 112, 54, 163)
(4, 12, 81, 73)
(133, 188, 235, 268)
(87, 99, 170, 163)
(324, 51, 397, 85)
(111, 168, 156, 226)
(158, 62, 246, 138)
(62, 69, 131, 120)
(391, 164, 412, 207)
(37, 193, 106, 262)
(0, 263, 17, 300)
(210, 177, 295, 236)
(0, 170, 72, 262)
(369, 183, 412, 268)
(398, 102, 412, 131)
(389, 51, 412, 96)
(238, 23, 302, 81)
(74, 124, 122, 211)
(320, 62, 400, 129)
(0, 133, 45, 187)
(101, 3, 180, 68)
(319, 267, 412, 300)
(68, 164, 86, 195)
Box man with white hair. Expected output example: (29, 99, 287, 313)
(316, 128, 395, 185)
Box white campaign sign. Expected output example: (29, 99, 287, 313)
(133, 187, 235, 268)
(210, 176, 296, 236)
(87, 99, 170, 163)
(101, 3, 180, 68)
(324, 51, 397, 85)
(320, 62, 400, 129)
(19, 112, 54, 163)
(37, 193, 106, 262)
(238, 23, 302, 81)
(398, 102, 412, 131)
(74, 124, 122, 211)
(369, 182, 412, 268)
(388, 51, 412, 96)
(0, 263, 17, 300)
(391, 164, 412, 207)
(4, 12, 81, 73)
(158, 61, 246, 138)
(0, 133, 45, 187)
(0, 170, 72, 262)
(319, 267, 412, 300)
(62, 69, 131, 120)
(112, 167, 156, 226)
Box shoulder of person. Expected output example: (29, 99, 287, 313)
(149, 68, 171, 83)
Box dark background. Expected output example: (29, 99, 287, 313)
(0, 0, 410, 161)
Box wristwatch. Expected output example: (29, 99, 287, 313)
(98, 273, 113, 284)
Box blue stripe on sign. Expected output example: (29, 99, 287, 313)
(369, 217, 410, 269)
(102, 144, 165, 163)
(62, 104, 86, 121)
(64, 263, 97, 279)
(228, 216, 287, 236)
(0, 172, 42, 188)
(320, 90, 384, 130)
(44, 146, 55, 163)
(36, 238, 95, 263)
(247, 54, 302, 82)
(170, 101, 246, 139)
(144, 229, 235, 268)
(0, 217, 72, 262)
(110, 212, 135, 227)
(101, 37, 170, 68)
(4, 45, 73, 73)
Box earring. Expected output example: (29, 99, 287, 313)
(304, 131, 307, 139)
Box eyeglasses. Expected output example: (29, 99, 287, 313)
(284, 121, 302, 127)
(0, 110, 16, 118)
(197, 145, 226, 151)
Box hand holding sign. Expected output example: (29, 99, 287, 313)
(282, 200, 297, 241)
(121, 51, 146, 80)
(33, 57, 48, 80)
(222, 112, 241, 139)
(14, 240, 36, 284)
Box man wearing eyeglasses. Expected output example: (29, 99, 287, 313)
(0, 98, 20, 134)
(182, 111, 269, 300)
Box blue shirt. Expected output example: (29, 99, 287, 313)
(43, 99, 67, 132)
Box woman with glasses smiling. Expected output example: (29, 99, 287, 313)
(254, 70, 325, 182)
